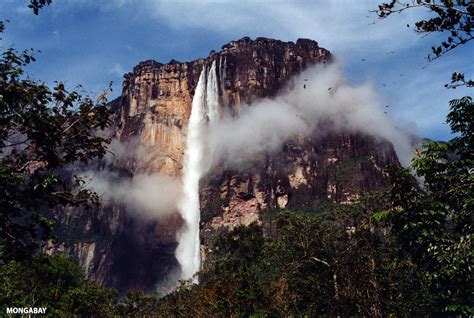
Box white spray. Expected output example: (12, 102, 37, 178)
(219, 56, 229, 107)
(207, 61, 220, 122)
(176, 61, 219, 281)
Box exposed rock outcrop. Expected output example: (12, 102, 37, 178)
(50, 37, 397, 293)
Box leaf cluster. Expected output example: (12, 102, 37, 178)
(375, 0, 473, 88)
(383, 96, 473, 315)
(150, 200, 433, 317)
(0, 254, 117, 317)
(28, 0, 52, 15)
(0, 28, 112, 261)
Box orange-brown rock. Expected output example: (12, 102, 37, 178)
(51, 37, 397, 294)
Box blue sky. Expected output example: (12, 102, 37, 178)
(1, 0, 472, 140)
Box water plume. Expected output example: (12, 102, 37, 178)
(176, 61, 220, 281)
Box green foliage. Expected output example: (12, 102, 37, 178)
(59, 282, 117, 317)
(0, 254, 83, 309)
(0, 11, 117, 315)
(333, 156, 370, 188)
(151, 197, 432, 317)
(385, 96, 473, 315)
(0, 2, 470, 317)
(116, 289, 160, 316)
(201, 196, 225, 223)
(0, 254, 117, 316)
(0, 25, 112, 261)
(143, 127, 473, 316)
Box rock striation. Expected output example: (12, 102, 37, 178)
(49, 37, 397, 293)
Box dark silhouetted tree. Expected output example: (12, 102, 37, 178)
(0, 24, 112, 261)
(374, 0, 473, 88)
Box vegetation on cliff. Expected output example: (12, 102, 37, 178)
(0, 254, 117, 316)
(0, 1, 472, 316)
(0, 10, 116, 316)
(147, 96, 472, 317)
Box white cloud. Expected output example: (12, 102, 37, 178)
(146, 0, 423, 55)
(109, 63, 125, 77)
(17, 0, 423, 55)
(208, 63, 414, 168)
(80, 136, 183, 220)
(82, 170, 182, 220)
(3, 0, 469, 140)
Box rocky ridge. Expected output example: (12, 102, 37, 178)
(49, 37, 397, 293)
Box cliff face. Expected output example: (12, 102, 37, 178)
(112, 37, 330, 175)
(50, 37, 397, 293)
(200, 132, 395, 237)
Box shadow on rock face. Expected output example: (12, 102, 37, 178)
(105, 213, 182, 294)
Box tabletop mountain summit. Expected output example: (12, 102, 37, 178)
(46, 37, 399, 293)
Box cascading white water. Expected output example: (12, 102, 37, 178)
(205, 61, 220, 175)
(176, 61, 219, 282)
(207, 61, 219, 122)
(219, 56, 228, 107)
(176, 67, 206, 281)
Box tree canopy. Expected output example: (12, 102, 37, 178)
(1, 8, 117, 315)
(0, 1, 472, 316)
(381, 96, 473, 315)
(0, 41, 112, 260)
(28, 0, 52, 15)
(375, 0, 473, 88)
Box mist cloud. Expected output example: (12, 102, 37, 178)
(81, 62, 414, 221)
(208, 62, 414, 168)
(79, 135, 182, 220)
(82, 170, 181, 220)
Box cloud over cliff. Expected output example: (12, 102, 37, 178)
(208, 62, 413, 169)
(81, 62, 414, 222)
(79, 136, 182, 220)
(82, 171, 181, 220)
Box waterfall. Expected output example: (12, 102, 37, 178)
(176, 61, 219, 282)
(176, 67, 206, 282)
(219, 56, 228, 107)
(207, 61, 219, 122)
(205, 61, 220, 173)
